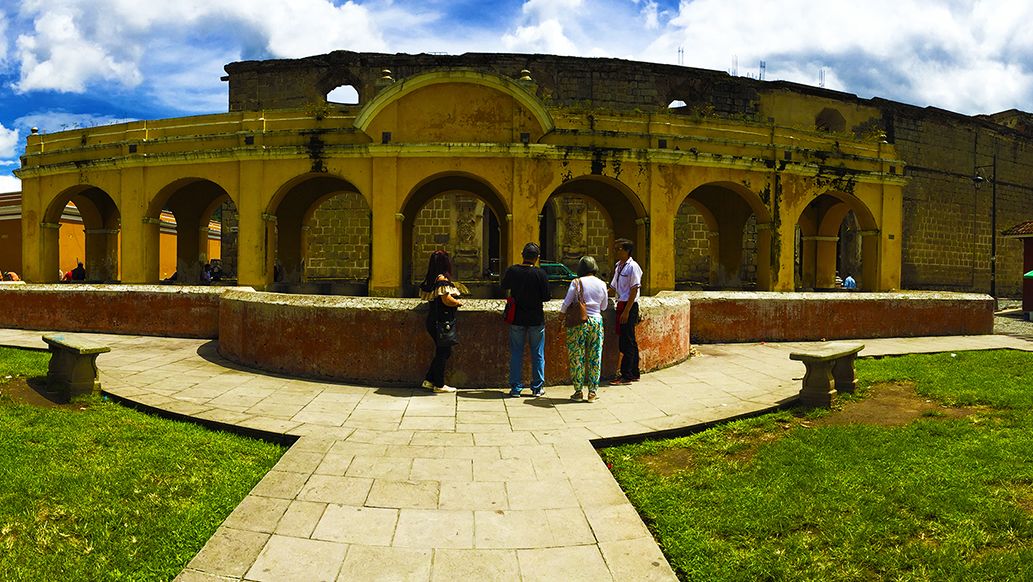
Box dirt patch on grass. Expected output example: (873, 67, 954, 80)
(998, 482, 1033, 516)
(639, 448, 696, 475)
(811, 381, 977, 428)
(639, 382, 979, 476)
(0, 377, 78, 409)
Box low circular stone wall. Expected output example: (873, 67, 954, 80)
(0, 284, 252, 339)
(217, 289, 693, 388)
(683, 290, 993, 342)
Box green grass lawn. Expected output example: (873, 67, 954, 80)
(0, 346, 286, 581)
(601, 349, 1033, 581)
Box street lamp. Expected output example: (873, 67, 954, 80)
(973, 149, 997, 305)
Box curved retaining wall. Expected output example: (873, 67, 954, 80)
(0, 284, 252, 339)
(681, 291, 994, 343)
(218, 290, 693, 388)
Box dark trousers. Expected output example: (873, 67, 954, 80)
(425, 321, 452, 387)
(618, 302, 640, 380)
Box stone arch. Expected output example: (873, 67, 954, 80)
(149, 178, 235, 284)
(354, 70, 555, 138)
(541, 175, 648, 284)
(318, 70, 363, 104)
(400, 172, 510, 296)
(816, 107, 847, 133)
(267, 173, 369, 291)
(794, 190, 879, 290)
(676, 182, 772, 289)
(326, 85, 359, 105)
(42, 185, 121, 282)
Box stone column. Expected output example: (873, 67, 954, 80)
(755, 222, 772, 291)
(39, 222, 61, 283)
(452, 195, 482, 281)
(862, 231, 881, 291)
(19, 178, 48, 282)
(559, 196, 587, 267)
(813, 236, 839, 288)
(119, 167, 153, 283)
(236, 162, 271, 290)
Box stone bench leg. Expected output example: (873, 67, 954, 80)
(799, 361, 835, 408)
(831, 354, 857, 394)
(47, 350, 103, 403)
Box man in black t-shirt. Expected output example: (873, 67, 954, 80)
(71, 262, 86, 282)
(501, 242, 550, 397)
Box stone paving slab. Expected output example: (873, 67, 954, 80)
(2, 327, 1031, 581)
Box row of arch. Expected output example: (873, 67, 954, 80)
(40, 171, 880, 293)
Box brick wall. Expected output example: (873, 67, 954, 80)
(887, 104, 1033, 295)
(549, 195, 613, 276)
(219, 201, 238, 278)
(305, 191, 370, 280)
(674, 201, 711, 284)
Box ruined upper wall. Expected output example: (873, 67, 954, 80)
(223, 51, 1033, 142)
(224, 51, 798, 119)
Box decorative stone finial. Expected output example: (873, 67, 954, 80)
(376, 69, 395, 90)
(518, 69, 533, 82)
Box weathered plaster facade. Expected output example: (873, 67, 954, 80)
(17, 51, 930, 296)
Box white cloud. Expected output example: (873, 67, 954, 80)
(14, 8, 143, 92)
(12, 0, 387, 95)
(503, 19, 579, 55)
(641, 1, 660, 31)
(0, 173, 21, 194)
(640, 0, 1033, 114)
(0, 123, 18, 160)
(0, 11, 9, 62)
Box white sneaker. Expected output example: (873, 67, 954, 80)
(434, 384, 457, 393)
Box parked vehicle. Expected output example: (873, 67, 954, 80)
(539, 261, 577, 284)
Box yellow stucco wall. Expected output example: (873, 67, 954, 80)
(15, 71, 906, 295)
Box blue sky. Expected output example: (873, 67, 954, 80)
(2, 0, 1032, 192)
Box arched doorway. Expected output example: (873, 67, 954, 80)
(267, 174, 370, 293)
(541, 176, 646, 285)
(675, 182, 771, 290)
(795, 192, 879, 290)
(43, 186, 121, 282)
(149, 179, 235, 284)
(400, 173, 509, 297)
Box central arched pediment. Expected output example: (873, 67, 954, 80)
(354, 70, 554, 144)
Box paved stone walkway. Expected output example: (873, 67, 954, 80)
(2, 328, 1030, 581)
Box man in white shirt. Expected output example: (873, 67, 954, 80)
(608, 238, 642, 385)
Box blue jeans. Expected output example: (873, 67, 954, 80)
(508, 324, 545, 390)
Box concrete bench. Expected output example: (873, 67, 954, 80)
(789, 342, 864, 407)
(42, 334, 111, 403)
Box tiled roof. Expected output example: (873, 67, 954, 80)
(1002, 220, 1033, 237)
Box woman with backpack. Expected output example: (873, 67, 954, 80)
(419, 250, 467, 393)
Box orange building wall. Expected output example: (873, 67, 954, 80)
(2, 198, 221, 281)
(0, 220, 20, 274)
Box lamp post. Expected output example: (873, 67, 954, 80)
(974, 149, 998, 305)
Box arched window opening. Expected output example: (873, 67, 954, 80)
(327, 85, 359, 105)
(815, 107, 846, 133)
